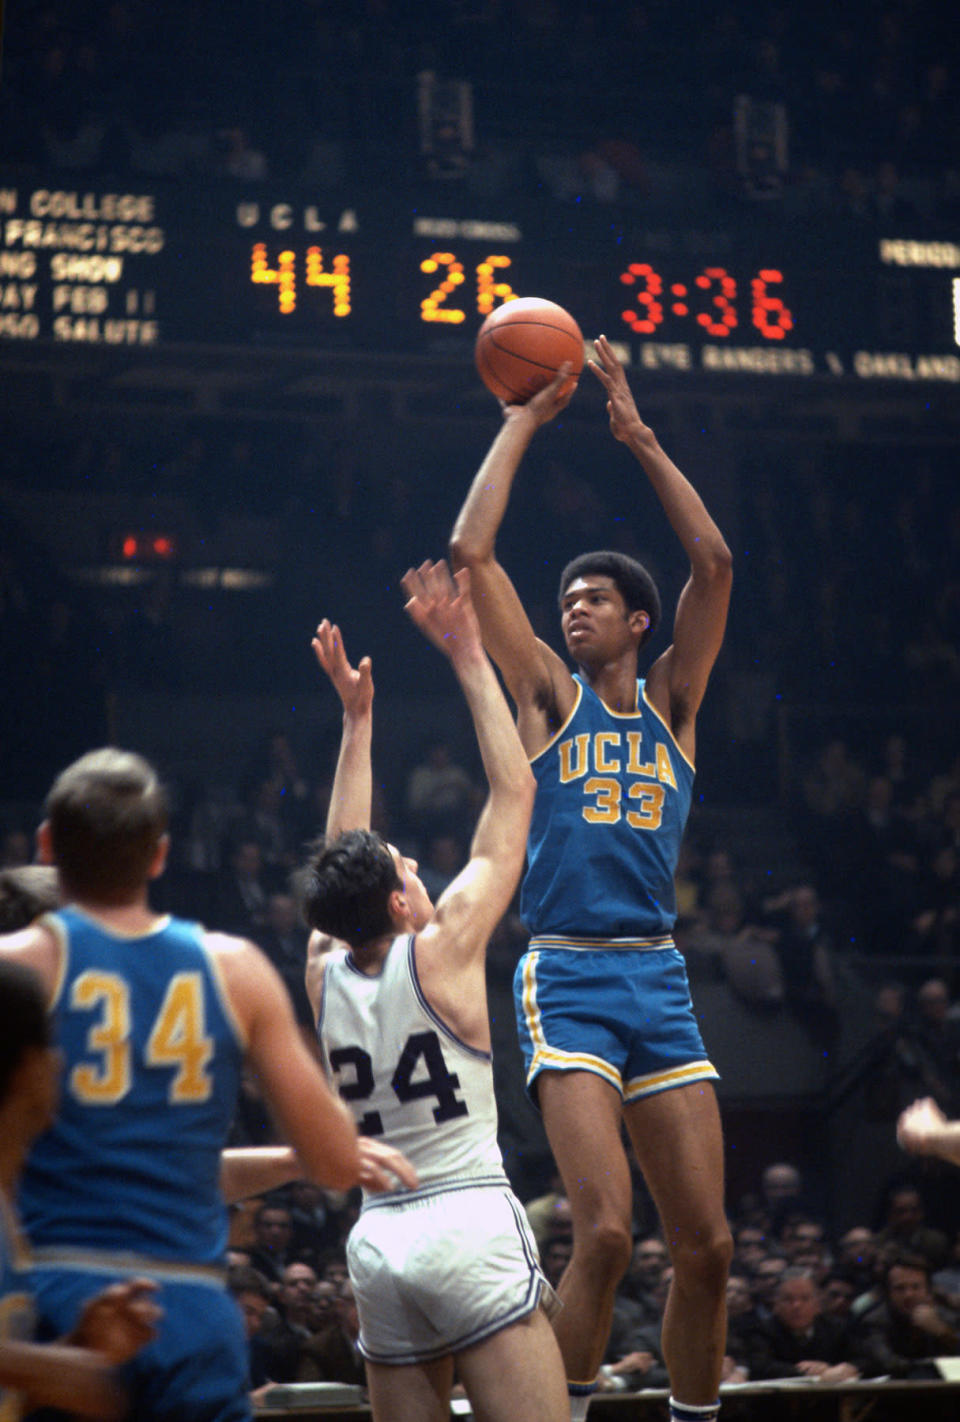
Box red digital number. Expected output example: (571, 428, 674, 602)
(695, 267, 737, 337)
(619, 263, 663, 334)
(751, 269, 793, 340)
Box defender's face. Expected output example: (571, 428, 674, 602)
(389, 846, 435, 929)
(560, 576, 645, 662)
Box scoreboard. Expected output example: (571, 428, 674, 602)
(0, 177, 958, 384)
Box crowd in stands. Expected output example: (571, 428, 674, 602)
(0, 0, 957, 222)
(215, 1148, 960, 1399)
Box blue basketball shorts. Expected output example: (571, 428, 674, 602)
(513, 941, 718, 1105)
(29, 1261, 251, 1422)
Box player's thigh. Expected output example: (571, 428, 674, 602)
(624, 1080, 728, 1242)
(456, 1307, 569, 1422)
(365, 1355, 454, 1422)
(537, 1069, 632, 1227)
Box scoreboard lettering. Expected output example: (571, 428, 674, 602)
(0, 178, 958, 381)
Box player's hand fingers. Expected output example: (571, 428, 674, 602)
(358, 1139, 419, 1192)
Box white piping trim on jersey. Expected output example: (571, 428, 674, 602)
(406, 937, 492, 1061)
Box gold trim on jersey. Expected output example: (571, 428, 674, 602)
(640, 686, 696, 773)
(623, 1060, 719, 1101)
(527, 681, 583, 765)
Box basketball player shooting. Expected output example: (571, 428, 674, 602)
(450, 335, 734, 1422)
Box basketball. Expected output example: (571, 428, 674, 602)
(475, 297, 584, 404)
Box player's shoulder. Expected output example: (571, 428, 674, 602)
(0, 920, 63, 997)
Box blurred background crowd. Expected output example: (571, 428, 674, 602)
(1, 0, 959, 1401)
(0, 0, 957, 220)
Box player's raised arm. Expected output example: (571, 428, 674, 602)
(212, 935, 360, 1189)
(401, 562, 534, 966)
(588, 334, 732, 743)
(449, 371, 577, 731)
(312, 619, 374, 839)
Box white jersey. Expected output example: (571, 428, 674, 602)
(318, 935, 506, 1197)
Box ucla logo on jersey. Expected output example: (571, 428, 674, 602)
(557, 731, 677, 831)
(558, 731, 678, 789)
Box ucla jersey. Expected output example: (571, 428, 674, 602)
(521, 675, 694, 939)
(20, 908, 244, 1267)
(319, 936, 505, 1196)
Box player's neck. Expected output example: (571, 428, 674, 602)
(349, 933, 394, 975)
(580, 657, 639, 713)
(71, 894, 165, 937)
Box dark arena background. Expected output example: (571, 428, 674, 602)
(1, 2, 959, 1417)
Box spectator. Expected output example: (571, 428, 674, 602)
(308, 1279, 366, 1388)
(760, 1161, 805, 1236)
(853, 1253, 960, 1378)
(751, 1254, 790, 1321)
(257, 892, 314, 1032)
(227, 1264, 288, 1392)
(875, 1184, 950, 1272)
(743, 1268, 860, 1381)
(764, 883, 839, 1045)
(821, 1273, 858, 1325)
(215, 839, 271, 937)
(836, 1226, 880, 1302)
(403, 735, 479, 840)
(608, 1235, 670, 1357)
(732, 1224, 771, 1276)
(247, 1200, 296, 1285)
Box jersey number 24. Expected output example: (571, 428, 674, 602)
(329, 1030, 468, 1135)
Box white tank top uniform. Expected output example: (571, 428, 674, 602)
(318, 934, 556, 1363)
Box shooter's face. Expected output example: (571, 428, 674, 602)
(560, 576, 647, 664)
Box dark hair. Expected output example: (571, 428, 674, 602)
(300, 829, 401, 949)
(45, 748, 168, 904)
(227, 1265, 273, 1301)
(558, 551, 661, 647)
(0, 958, 51, 1101)
(0, 865, 61, 931)
(254, 1200, 293, 1225)
(883, 1252, 931, 1287)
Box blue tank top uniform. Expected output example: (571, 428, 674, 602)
(514, 675, 718, 1103)
(20, 907, 252, 1422)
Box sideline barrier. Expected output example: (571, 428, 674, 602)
(255, 1377, 960, 1421)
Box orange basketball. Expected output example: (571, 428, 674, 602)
(475, 297, 584, 404)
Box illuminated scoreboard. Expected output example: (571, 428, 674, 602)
(0, 177, 958, 383)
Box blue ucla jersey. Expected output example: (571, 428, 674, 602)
(521, 675, 694, 939)
(20, 908, 245, 1267)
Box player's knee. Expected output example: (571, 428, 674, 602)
(671, 1221, 733, 1295)
(577, 1215, 633, 1281)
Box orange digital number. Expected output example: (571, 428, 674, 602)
(251, 243, 296, 314)
(306, 247, 351, 317)
(420, 252, 467, 323)
(476, 255, 516, 316)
